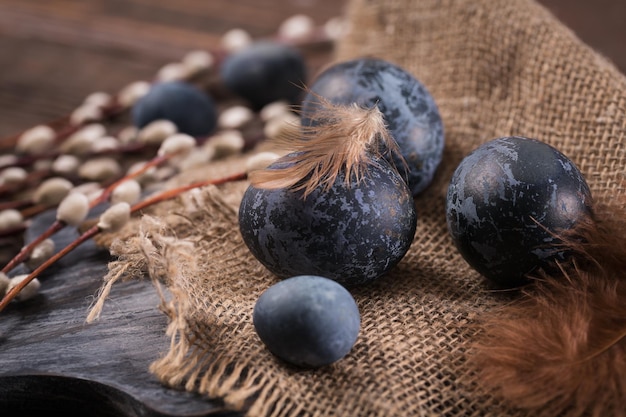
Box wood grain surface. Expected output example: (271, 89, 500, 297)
(0, 1, 624, 137)
(0, 0, 347, 138)
(1, 209, 243, 416)
(0, 1, 624, 416)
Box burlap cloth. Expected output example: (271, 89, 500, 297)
(91, 0, 626, 416)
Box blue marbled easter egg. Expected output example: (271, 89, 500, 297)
(239, 155, 417, 287)
(301, 57, 444, 196)
(446, 136, 592, 288)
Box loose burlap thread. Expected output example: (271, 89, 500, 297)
(92, 0, 626, 416)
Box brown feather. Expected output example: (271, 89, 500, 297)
(248, 99, 401, 197)
(469, 203, 626, 417)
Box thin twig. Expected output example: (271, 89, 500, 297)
(0, 170, 248, 313)
(0, 224, 100, 312)
(1, 153, 173, 274)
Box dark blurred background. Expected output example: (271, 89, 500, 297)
(0, 0, 623, 138)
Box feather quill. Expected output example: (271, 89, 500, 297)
(248, 99, 402, 197)
(469, 204, 626, 417)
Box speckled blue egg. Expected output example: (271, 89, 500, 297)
(131, 81, 217, 137)
(253, 275, 361, 368)
(239, 155, 417, 287)
(446, 136, 592, 288)
(220, 41, 307, 110)
(300, 57, 444, 196)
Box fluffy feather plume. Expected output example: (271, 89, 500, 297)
(248, 99, 401, 197)
(469, 203, 626, 417)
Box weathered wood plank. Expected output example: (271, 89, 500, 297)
(0, 209, 243, 415)
(0, 0, 347, 137)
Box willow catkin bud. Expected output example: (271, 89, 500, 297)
(178, 146, 215, 171)
(138, 119, 178, 145)
(57, 192, 90, 226)
(78, 157, 122, 182)
(70, 104, 103, 125)
(182, 50, 214, 74)
(52, 154, 81, 176)
(0, 209, 23, 231)
(25, 239, 55, 271)
(118, 126, 139, 144)
(71, 182, 103, 203)
(76, 123, 107, 139)
(0, 167, 27, 185)
(33, 177, 73, 206)
(8, 274, 41, 301)
(61, 123, 107, 155)
(153, 165, 177, 182)
(221, 28, 252, 52)
(0, 272, 9, 297)
(218, 105, 254, 129)
(16, 125, 56, 155)
(158, 133, 196, 157)
(90, 136, 120, 153)
(260, 100, 291, 122)
(246, 152, 281, 173)
(278, 14, 315, 40)
(263, 111, 300, 140)
(118, 81, 151, 108)
(324, 16, 349, 40)
(206, 130, 245, 158)
(111, 180, 142, 205)
(126, 161, 157, 185)
(84, 91, 112, 108)
(0, 155, 18, 168)
(156, 62, 187, 82)
(97, 202, 131, 232)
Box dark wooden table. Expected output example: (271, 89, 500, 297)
(0, 1, 624, 416)
(0, 0, 348, 138)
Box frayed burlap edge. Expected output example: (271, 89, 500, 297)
(88, 185, 268, 410)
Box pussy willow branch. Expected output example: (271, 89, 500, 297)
(0, 141, 156, 208)
(0, 224, 101, 312)
(0, 170, 248, 313)
(1, 153, 173, 275)
(0, 24, 334, 156)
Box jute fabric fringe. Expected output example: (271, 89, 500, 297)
(91, 0, 626, 416)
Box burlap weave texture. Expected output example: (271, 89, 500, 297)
(97, 0, 626, 416)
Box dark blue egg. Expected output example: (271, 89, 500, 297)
(300, 58, 444, 196)
(446, 136, 592, 288)
(220, 41, 307, 110)
(131, 81, 217, 137)
(253, 275, 360, 368)
(239, 155, 417, 287)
